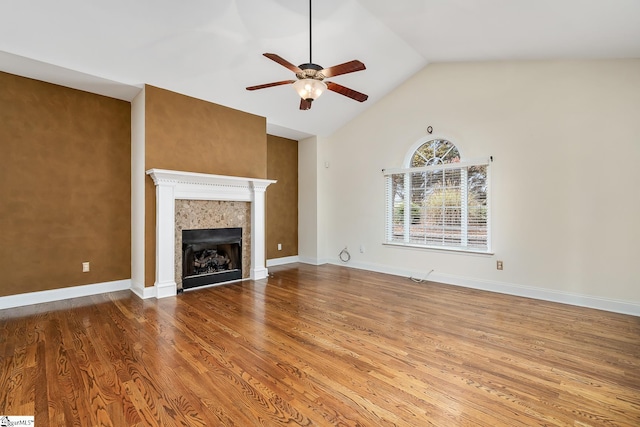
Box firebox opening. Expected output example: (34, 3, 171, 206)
(181, 227, 242, 291)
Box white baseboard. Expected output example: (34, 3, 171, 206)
(250, 267, 269, 281)
(130, 281, 156, 299)
(0, 279, 132, 310)
(267, 256, 300, 267)
(326, 259, 640, 317)
(298, 256, 329, 266)
(430, 271, 640, 317)
(155, 280, 177, 299)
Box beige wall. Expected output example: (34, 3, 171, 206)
(306, 59, 640, 312)
(266, 134, 298, 260)
(0, 72, 131, 297)
(143, 85, 267, 287)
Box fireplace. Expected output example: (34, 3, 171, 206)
(146, 169, 275, 299)
(182, 227, 242, 290)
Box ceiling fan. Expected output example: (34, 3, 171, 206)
(246, 0, 368, 110)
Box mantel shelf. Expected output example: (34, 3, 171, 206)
(147, 169, 275, 190)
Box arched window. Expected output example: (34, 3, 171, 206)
(384, 138, 490, 253)
(410, 139, 460, 167)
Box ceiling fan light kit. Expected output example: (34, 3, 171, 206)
(293, 78, 326, 102)
(246, 0, 368, 110)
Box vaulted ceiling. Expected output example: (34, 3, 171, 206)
(2, 0, 639, 139)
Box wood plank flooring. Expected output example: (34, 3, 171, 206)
(1, 263, 639, 426)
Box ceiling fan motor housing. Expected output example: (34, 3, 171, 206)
(297, 63, 325, 80)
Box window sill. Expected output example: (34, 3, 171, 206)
(382, 242, 494, 256)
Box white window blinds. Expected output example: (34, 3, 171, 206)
(384, 160, 490, 252)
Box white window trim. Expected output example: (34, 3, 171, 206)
(384, 153, 492, 254)
(384, 158, 490, 175)
(382, 241, 494, 256)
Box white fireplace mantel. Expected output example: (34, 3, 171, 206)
(147, 168, 276, 298)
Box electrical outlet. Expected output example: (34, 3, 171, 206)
(277, 243, 282, 251)
(82, 262, 90, 272)
(496, 260, 503, 270)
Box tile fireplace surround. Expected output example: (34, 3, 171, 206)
(147, 169, 275, 298)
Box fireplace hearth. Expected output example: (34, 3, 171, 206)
(182, 227, 242, 290)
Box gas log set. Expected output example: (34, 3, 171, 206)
(193, 248, 232, 275)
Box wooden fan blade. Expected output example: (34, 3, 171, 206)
(264, 53, 303, 74)
(246, 80, 295, 91)
(321, 60, 366, 78)
(300, 99, 312, 110)
(326, 82, 368, 102)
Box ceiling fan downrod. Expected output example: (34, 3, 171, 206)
(309, 0, 313, 65)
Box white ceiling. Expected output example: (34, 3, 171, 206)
(1, 0, 639, 140)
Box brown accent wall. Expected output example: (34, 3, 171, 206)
(144, 85, 267, 286)
(0, 72, 131, 297)
(266, 134, 298, 260)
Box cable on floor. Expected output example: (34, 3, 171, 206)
(339, 247, 351, 262)
(410, 269, 434, 283)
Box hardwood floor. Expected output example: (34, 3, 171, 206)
(1, 263, 639, 426)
